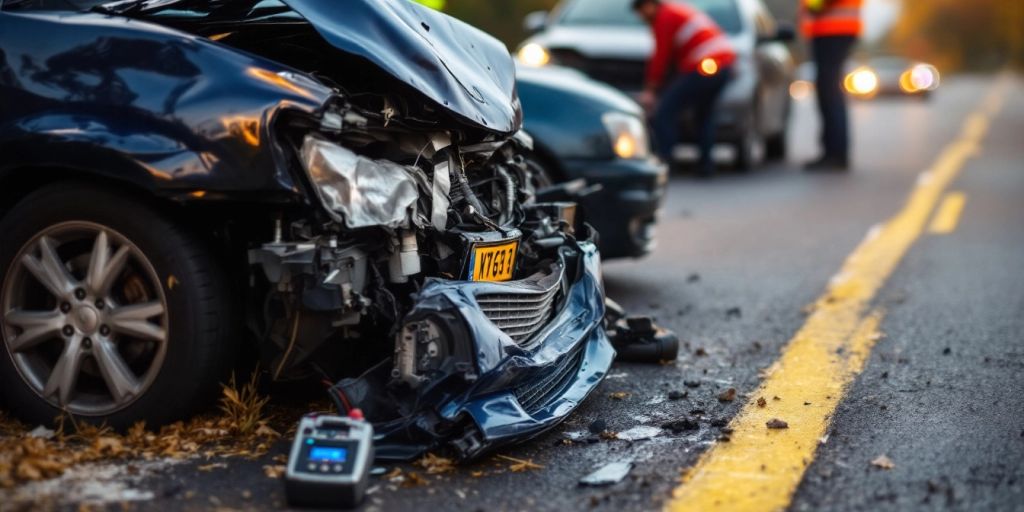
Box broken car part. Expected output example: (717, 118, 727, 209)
(579, 461, 634, 486)
(0, 0, 615, 460)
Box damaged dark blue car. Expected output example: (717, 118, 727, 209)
(0, 0, 614, 459)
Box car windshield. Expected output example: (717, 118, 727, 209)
(557, 0, 743, 34)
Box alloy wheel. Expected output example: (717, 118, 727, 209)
(1, 221, 168, 416)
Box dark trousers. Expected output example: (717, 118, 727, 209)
(812, 35, 857, 161)
(653, 67, 731, 166)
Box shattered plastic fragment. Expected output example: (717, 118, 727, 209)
(579, 461, 633, 486)
(616, 426, 663, 441)
(871, 455, 895, 469)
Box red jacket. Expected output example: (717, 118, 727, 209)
(645, 2, 736, 89)
(801, 0, 863, 38)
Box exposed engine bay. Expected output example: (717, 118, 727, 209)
(247, 97, 598, 457)
(86, 0, 665, 459)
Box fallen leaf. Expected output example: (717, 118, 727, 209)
(470, 470, 485, 478)
(756, 397, 768, 408)
(198, 462, 227, 472)
(414, 453, 456, 474)
(718, 388, 737, 402)
(263, 464, 286, 479)
(766, 418, 789, 429)
(609, 392, 630, 400)
(403, 471, 428, 487)
(495, 454, 543, 472)
(871, 455, 895, 469)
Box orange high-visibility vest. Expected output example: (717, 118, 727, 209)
(801, 0, 863, 38)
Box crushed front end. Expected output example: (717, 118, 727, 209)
(248, 100, 615, 459)
(107, 0, 617, 459)
(345, 235, 612, 460)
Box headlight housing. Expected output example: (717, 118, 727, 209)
(844, 67, 879, 97)
(602, 112, 650, 160)
(300, 135, 419, 229)
(517, 43, 552, 68)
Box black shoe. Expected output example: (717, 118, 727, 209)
(804, 156, 849, 172)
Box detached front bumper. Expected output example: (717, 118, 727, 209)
(372, 240, 614, 460)
(563, 157, 667, 259)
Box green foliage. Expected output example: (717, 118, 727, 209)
(889, 0, 1024, 71)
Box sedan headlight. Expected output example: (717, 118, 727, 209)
(844, 67, 879, 97)
(517, 43, 551, 68)
(300, 135, 419, 229)
(602, 112, 650, 160)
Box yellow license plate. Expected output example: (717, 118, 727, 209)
(469, 241, 518, 282)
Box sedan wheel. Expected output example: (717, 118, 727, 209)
(0, 183, 235, 428)
(2, 223, 168, 416)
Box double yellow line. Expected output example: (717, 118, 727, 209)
(666, 77, 1010, 512)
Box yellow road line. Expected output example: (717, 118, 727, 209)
(665, 78, 1009, 512)
(928, 192, 967, 235)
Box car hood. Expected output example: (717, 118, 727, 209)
(516, 65, 641, 116)
(281, 0, 520, 134)
(529, 24, 751, 60)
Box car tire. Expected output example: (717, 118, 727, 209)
(0, 182, 236, 429)
(734, 110, 763, 172)
(765, 132, 787, 161)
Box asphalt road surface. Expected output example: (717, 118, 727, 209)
(7, 74, 1023, 512)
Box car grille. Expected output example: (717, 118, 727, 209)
(514, 347, 585, 414)
(475, 264, 564, 348)
(550, 49, 646, 92)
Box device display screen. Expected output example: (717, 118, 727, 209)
(309, 446, 348, 463)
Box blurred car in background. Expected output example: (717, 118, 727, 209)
(517, 66, 667, 259)
(792, 57, 941, 101)
(845, 57, 940, 99)
(518, 0, 796, 169)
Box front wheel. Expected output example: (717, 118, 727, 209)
(0, 183, 236, 429)
(734, 111, 764, 172)
(765, 131, 788, 161)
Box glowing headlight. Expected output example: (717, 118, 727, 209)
(845, 67, 879, 96)
(517, 43, 551, 67)
(698, 58, 719, 77)
(300, 135, 419, 229)
(900, 64, 940, 93)
(602, 112, 650, 160)
(789, 80, 813, 100)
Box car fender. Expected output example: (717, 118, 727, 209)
(0, 12, 336, 200)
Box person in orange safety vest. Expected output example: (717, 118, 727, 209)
(802, 0, 862, 171)
(634, 0, 736, 177)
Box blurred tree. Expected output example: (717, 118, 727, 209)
(889, 0, 1024, 71)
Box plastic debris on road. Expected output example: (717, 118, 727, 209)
(579, 462, 634, 486)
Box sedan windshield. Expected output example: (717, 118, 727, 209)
(557, 0, 743, 34)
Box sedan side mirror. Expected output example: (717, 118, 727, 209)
(774, 23, 797, 42)
(524, 10, 549, 35)
(758, 23, 797, 44)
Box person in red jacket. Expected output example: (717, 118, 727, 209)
(802, 0, 863, 171)
(634, 0, 735, 177)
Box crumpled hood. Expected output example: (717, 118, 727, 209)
(282, 0, 521, 135)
